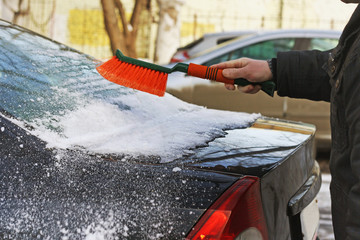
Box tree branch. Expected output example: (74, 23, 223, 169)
(114, 0, 129, 37)
(100, 0, 126, 54)
(130, 0, 146, 36)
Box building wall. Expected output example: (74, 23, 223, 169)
(179, 0, 356, 45)
(0, 0, 357, 60)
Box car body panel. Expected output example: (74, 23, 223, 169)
(0, 112, 237, 239)
(0, 111, 318, 239)
(0, 20, 320, 239)
(185, 117, 319, 239)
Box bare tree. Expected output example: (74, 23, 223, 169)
(278, 0, 284, 28)
(155, 0, 184, 64)
(100, 0, 147, 58)
(2, 0, 30, 24)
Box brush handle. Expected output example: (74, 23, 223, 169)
(187, 63, 275, 97)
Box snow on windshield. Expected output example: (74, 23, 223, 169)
(0, 24, 259, 162)
(29, 88, 259, 162)
(166, 72, 212, 90)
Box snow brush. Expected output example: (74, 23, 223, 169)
(96, 50, 275, 97)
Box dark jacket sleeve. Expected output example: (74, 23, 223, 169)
(276, 50, 331, 102)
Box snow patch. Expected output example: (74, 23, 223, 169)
(28, 90, 259, 162)
(172, 167, 182, 172)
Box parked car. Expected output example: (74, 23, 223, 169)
(166, 29, 341, 152)
(0, 20, 321, 239)
(170, 31, 256, 63)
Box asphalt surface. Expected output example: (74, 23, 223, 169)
(317, 173, 334, 240)
(316, 151, 334, 240)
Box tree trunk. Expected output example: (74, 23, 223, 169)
(101, 0, 146, 58)
(1, 0, 30, 24)
(155, 0, 185, 64)
(100, 0, 126, 55)
(278, 0, 284, 29)
(124, 0, 146, 58)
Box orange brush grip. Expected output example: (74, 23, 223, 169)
(187, 63, 235, 85)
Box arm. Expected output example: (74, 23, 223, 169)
(212, 50, 331, 102)
(277, 50, 331, 102)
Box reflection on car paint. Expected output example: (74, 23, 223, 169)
(189, 127, 310, 176)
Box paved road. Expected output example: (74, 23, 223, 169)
(317, 173, 334, 240)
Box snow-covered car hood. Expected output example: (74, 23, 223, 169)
(0, 114, 314, 239)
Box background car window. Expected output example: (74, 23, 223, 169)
(230, 38, 295, 60)
(202, 53, 232, 66)
(310, 38, 338, 51)
(203, 37, 338, 66)
(203, 38, 295, 65)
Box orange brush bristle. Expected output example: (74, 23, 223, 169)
(96, 56, 168, 97)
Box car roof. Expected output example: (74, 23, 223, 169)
(201, 30, 257, 39)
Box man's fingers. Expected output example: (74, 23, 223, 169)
(222, 68, 246, 79)
(211, 58, 248, 69)
(237, 84, 261, 94)
(247, 85, 262, 94)
(237, 85, 253, 93)
(224, 83, 235, 91)
(225, 83, 262, 93)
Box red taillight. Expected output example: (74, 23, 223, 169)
(170, 50, 190, 63)
(186, 176, 268, 240)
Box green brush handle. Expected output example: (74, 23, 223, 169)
(233, 78, 276, 97)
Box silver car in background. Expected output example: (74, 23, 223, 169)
(166, 29, 341, 152)
(170, 31, 256, 62)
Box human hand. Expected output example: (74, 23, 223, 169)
(211, 58, 273, 94)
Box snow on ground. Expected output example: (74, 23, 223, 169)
(317, 173, 334, 240)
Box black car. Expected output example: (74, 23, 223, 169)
(0, 19, 321, 240)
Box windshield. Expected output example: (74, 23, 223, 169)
(0, 21, 259, 162)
